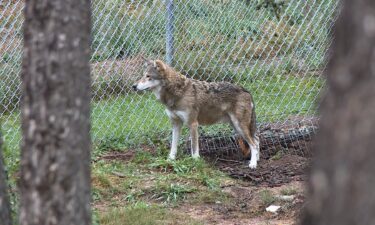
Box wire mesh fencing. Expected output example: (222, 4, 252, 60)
(1, 0, 338, 160)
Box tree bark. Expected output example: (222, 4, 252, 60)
(0, 127, 12, 225)
(20, 1, 92, 225)
(301, 1, 375, 225)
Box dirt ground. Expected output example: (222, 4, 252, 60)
(169, 175, 306, 224)
(211, 154, 308, 187)
(191, 154, 308, 224)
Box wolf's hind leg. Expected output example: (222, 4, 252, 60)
(253, 135, 260, 161)
(243, 133, 258, 169)
(169, 120, 182, 160)
(229, 114, 259, 169)
(189, 121, 200, 159)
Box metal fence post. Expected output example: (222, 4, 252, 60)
(166, 0, 175, 65)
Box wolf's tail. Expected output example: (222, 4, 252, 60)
(238, 101, 258, 160)
(238, 138, 251, 159)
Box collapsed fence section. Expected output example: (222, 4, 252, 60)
(1, 0, 338, 155)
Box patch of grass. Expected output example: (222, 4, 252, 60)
(91, 160, 142, 203)
(151, 183, 196, 203)
(149, 157, 226, 185)
(92, 187, 104, 202)
(132, 150, 154, 164)
(247, 73, 323, 123)
(123, 190, 146, 203)
(280, 187, 298, 196)
(100, 203, 203, 225)
(1, 113, 21, 175)
(259, 190, 276, 206)
(93, 173, 112, 189)
(193, 189, 232, 205)
(199, 174, 220, 190)
(149, 157, 206, 175)
(90, 151, 229, 208)
(270, 150, 283, 161)
(91, 93, 170, 151)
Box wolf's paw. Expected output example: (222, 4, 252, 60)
(168, 155, 176, 161)
(249, 160, 257, 169)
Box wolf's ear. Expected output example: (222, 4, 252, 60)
(154, 60, 166, 72)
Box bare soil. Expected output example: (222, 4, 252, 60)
(211, 154, 308, 187)
(171, 179, 306, 225)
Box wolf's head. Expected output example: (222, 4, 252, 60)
(132, 59, 167, 91)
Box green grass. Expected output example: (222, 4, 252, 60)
(90, 151, 229, 223)
(91, 152, 222, 223)
(99, 203, 203, 225)
(1, 113, 21, 174)
(91, 149, 228, 204)
(150, 183, 196, 203)
(259, 190, 276, 207)
(280, 187, 298, 196)
(91, 93, 170, 149)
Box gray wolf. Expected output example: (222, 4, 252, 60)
(132, 59, 260, 169)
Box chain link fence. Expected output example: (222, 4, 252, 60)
(1, 0, 338, 157)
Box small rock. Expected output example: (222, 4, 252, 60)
(266, 205, 281, 213)
(276, 195, 295, 201)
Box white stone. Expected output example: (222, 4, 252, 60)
(266, 205, 281, 213)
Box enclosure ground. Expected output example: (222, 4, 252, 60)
(94, 143, 309, 225)
(3, 114, 313, 225)
(209, 155, 308, 187)
(170, 180, 305, 225)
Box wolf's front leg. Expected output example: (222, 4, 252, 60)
(189, 121, 200, 159)
(169, 120, 182, 160)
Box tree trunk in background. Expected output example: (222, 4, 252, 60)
(301, 1, 375, 225)
(20, 1, 91, 225)
(0, 126, 12, 225)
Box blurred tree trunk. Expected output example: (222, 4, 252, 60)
(301, 0, 375, 225)
(0, 126, 12, 225)
(20, 1, 92, 225)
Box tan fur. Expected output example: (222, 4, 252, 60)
(133, 59, 260, 168)
(238, 138, 251, 159)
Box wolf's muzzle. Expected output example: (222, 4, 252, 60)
(132, 84, 137, 91)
